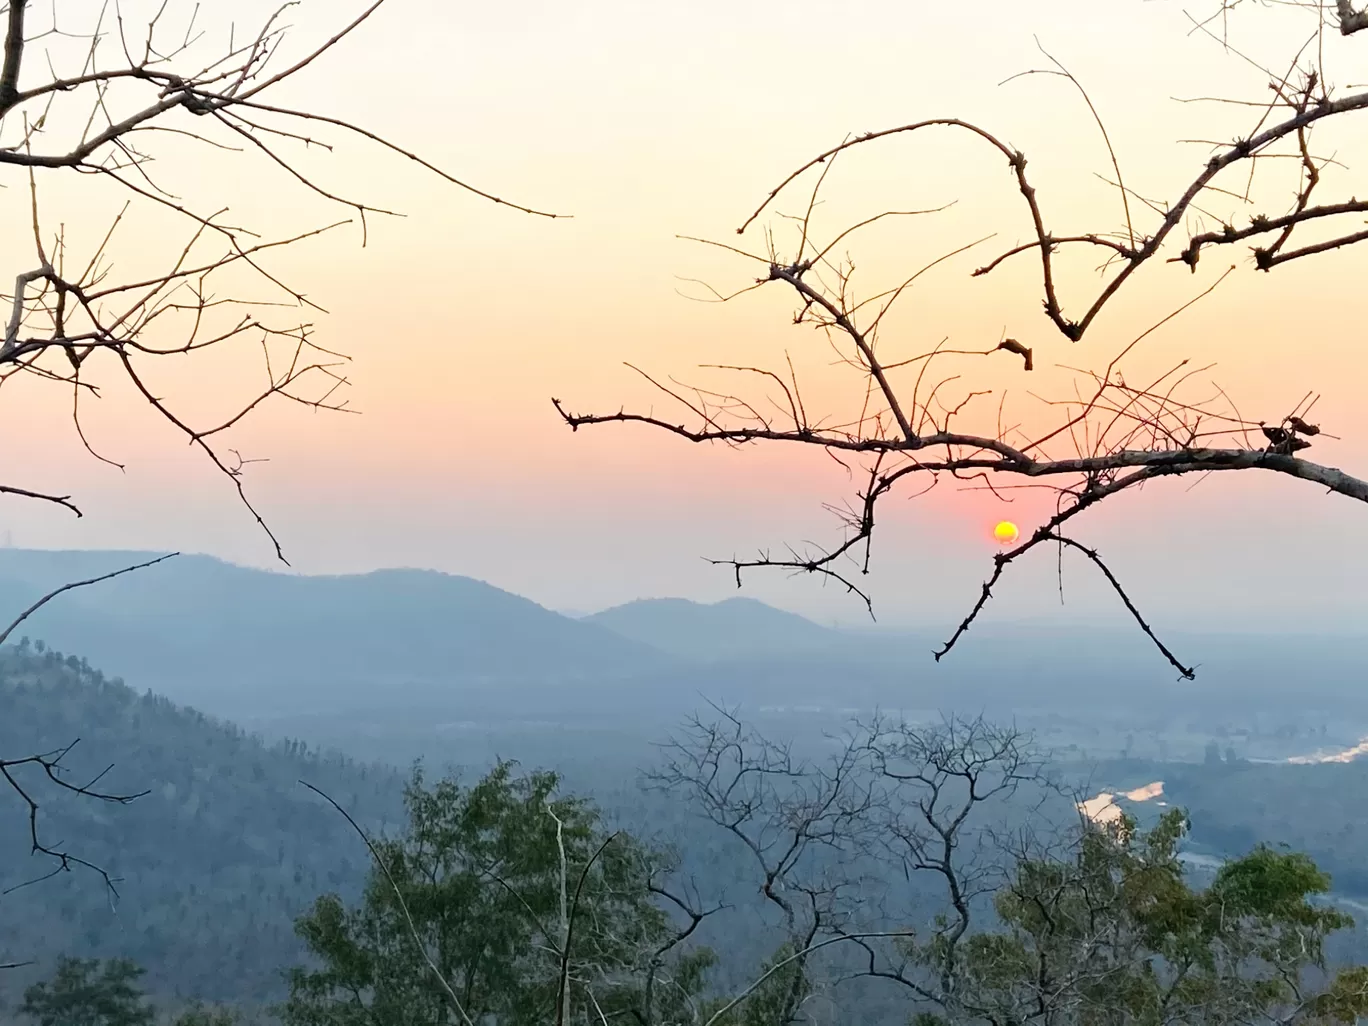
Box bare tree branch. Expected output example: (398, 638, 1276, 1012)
(0, 738, 150, 900)
(557, 4, 1368, 675)
(0, 552, 179, 904)
(0, 551, 177, 647)
(1338, 0, 1368, 35)
(1, 0, 564, 561)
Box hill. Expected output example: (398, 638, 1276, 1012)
(584, 596, 840, 660)
(0, 640, 406, 1003)
(2, 548, 1367, 740)
(0, 549, 674, 719)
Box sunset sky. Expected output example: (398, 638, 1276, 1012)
(2, 0, 1365, 634)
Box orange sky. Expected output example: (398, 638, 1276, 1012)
(1, 0, 1365, 631)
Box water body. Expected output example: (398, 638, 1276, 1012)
(1077, 781, 1167, 826)
(1285, 736, 1368, 765)
(1081, 734, 1368, 824)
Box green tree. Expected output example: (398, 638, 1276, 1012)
(19, 957, 155, 1026)
(927, 810, 1368, 1026)
(169, 1004, 239, 1026)
(282, 761, 712, 1026)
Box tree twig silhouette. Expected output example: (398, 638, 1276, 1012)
(556, 3, 1367, 676)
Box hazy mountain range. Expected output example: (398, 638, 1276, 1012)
(581, 595, 842, 659)
(0, 548, 1363, 730)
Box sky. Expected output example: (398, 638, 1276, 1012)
(1, 0, 1365, 633)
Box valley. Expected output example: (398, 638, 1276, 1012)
(2, 549, 1367, 1019)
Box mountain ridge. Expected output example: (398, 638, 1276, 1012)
(2, 548, 1366, 727)
(584, 595, 840, 660)
(0, 549, 675, 719)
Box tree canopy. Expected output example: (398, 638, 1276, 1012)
(283, 762, 714, 1026)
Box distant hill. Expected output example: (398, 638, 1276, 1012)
(2, 548, 1366, 732)
(0, 641, 405, 1003)
(584, 596, 840, 661)
(0, 549, 676, 718)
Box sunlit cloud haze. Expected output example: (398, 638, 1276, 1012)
(1, 0, 1365, 633)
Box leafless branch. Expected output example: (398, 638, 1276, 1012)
(658, 711, 1059, 1024)
(0, 738, 150, 900)
(557, 5, 1368, 675)
(1338, 0, 1368, 35)
(1, 0, 563, 561)
(0, 551, 177, 647)
(0, 551, 180, 905)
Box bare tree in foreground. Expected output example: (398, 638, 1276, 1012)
(555, 0, 1368, 678)
(649, 713, 1368, 1026)
(647, 707, 882, 1024)
(0, 0, 557, 923)
(638, 710, 1062, 1026)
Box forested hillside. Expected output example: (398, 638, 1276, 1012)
(0, 642, 405, 1002)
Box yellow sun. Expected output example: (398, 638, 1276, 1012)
(993, 521, 1020, 544)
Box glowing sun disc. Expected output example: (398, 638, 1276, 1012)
(993, 521, 1019, 545)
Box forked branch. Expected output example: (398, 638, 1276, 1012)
(0, 552, 178, 899)
(1, 0, 564, 561)
(557, 6, 1368, 675)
